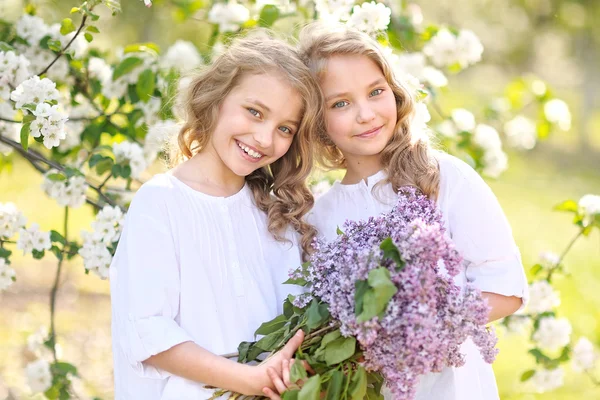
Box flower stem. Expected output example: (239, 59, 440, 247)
(49, 206, 68, 362)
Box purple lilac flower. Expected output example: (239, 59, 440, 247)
(305, 187, 498, 399)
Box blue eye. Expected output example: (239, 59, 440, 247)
(332, 101, 349, 109)
(279, 126, 293, 135)
(248, 108, 261, 118)
(370, 89, 383, 97)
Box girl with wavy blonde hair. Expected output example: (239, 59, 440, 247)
(110, 34, 323, 400)
(264, 22, 528, 400)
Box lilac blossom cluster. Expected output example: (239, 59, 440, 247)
(306, 187, 497, 399)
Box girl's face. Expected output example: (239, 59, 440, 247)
(209, 72, 303, 177)
(320, 54, 397, 165)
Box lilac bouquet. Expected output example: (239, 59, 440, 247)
(216, 187, 497, 400)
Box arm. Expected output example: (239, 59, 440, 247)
(145, 330, 305, 396)
(482, 292, 522, 323)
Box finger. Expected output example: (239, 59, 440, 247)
(263, 387, 282, 400)
(301, 359, 316, 375)
(281, 330, 304, 358)
(267, 366, 287, 395)
(282, 359, 292, 387)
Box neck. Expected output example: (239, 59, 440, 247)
(341, 154, 383, 185)
(176, 147, 245, 196)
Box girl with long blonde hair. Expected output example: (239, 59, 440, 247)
(263, 22, 528, 400)
(110, 34, 322, 400)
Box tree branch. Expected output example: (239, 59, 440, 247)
(39, 15, 88, 77)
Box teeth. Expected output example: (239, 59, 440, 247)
(237, 141, 262, 159)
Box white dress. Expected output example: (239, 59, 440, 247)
(307, 152, 528, 400)
(110, 174, 304, 400)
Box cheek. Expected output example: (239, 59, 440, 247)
(325, 111, 352, 141)
(272, 136, 294, 159)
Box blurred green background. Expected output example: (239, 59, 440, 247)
(1, 0, 600, 399)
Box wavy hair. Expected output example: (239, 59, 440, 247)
(170, 33, 323, 255)
(298, 23, 440, 199)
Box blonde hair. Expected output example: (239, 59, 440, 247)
(298, 22, 440, 199)
(171, 33, 323, 255)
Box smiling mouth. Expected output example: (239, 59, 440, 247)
(236, 140, 265, 161)
(356, 125, 384, 138)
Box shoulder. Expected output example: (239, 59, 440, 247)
(128, 174, 179, 215)
(435, 151, 482, 187)
(309, 183, 343, 220)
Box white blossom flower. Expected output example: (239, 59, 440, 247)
(539, 251, 560, 270)
(347, 2, 391, 34)
(474, 124, 502, 151)
(25, 359, 52, 393)
(533, 317, 572, 351)
(504, 115, 537, 150)
(0, 202, 27, 239)
(10, 76, 60, 110)
(578, 194, 600, 226)
(505, 315, 531, 335)
(79, 207, 123, 280)
(135, 97, 162, 127)
(422, 66, 448, 87)
(42, 173, 88, 208)
(14, 44, 70, 84)
(530, 367, 564, 393)
(410, 102, 431, 140)
(0, 258, 16, 292)
(113, 141, 148, 179)
(27, 326, 50, 357)
(145, 120, 180, 163)
(88, 57, 113, 83)
(527, 280, 560, 314)
(451, 108, 475, 132)
(0, 119, 21, 155)
(161, 40, 203, 72)
(315, 0, 355, 23)
(424, 28, 483, 69)
(16, 14, 49, 45)
(0, 50, 31, 88)
(572, 337, 598, 372)
(481, 148, 508, 178)
(436, 120, 457, 138)
(16, 223, 52, 255)
(47, 23, 88, 59)
(208, 1, 250, 32)
(544, 99, 571, 131)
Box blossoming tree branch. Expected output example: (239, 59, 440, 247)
(0, 0, 598, 397)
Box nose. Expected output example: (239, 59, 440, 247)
(356, 101, 376, 124)
(252, 125, 274, 150)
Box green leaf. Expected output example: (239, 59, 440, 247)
(0, 41, 15, 52)
(554, 200, 578, 213)
(380, 237, 404, 269)
(50, 230, 66, 245)
(282, 389, 300, 400)
(323, 337, 356, 365)
(255, 314, 288, 336)
(60, 18, 76, 35)
(520, 369, 535, 382)
(32, 249, 45, 259)
(259, 4, 280, 27)
(96, 158, 114, 176)
(89, 154, 104, 168)
(111, 164, 123, 178)
(84, 32, 94, 43)
(53, 361, 79, 377)
(357, 268, 397, 323)
(306, 299, 327, 330)
(121, 164, 132, 179)
(283, 298, 294, 318)
(48, 39, 62, 52)
(298, 375, 321, 400)
(237, 341, 251, 362)
(349, 365, 367, 400)
(124, 42, 161, 55)
(47, 173, 66, 182)
(336, 226, 344, 235)
(530, 263, 543, 276)
(320, 329, 341, 348)
(289, 358, 308, 383)
(0, 248, 12, 260)
(113, 57, 143, 81)
(255, 329, 285, 351)
(20, 123, 31, 151)
(136, 69, 156, 102)
(354, 279, 370, 316)
(86, 25, 100, 33)
(325, 370, 344, 400)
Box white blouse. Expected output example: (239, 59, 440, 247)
(110, 174, 303, 400)
(308, 152, 528, 400)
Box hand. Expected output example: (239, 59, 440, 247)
(245, 330, 305, 396)
(263, 358, 315, 399)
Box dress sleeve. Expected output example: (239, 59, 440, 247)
(445, 160, 529, 308)
(110, 183, 193, 378)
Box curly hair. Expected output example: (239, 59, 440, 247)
(298, 22, 440, 200)
(169, 33, 323, 255)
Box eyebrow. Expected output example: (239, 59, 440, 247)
(245, 98, 300, 128)
(325, 78, 387, 102)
